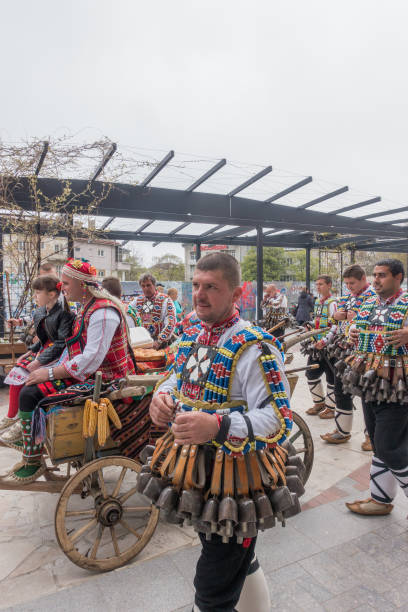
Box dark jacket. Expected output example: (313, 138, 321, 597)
(295, 292, 314, 324)
(30, 302, 75, 365)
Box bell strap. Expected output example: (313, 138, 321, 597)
(172, 444, 190, 489)
(235, 454, 249, 497)
(223, 453, 235, 497)
(266, 449, 286, 485)
(210, 448, 224, 496)
(257, 449, 278, 488)
(159, 442, 180, 478)
(274, 444, 288, 463)
(246, 451, 263, 493)
(273, 445, 287, 471)
(256, 452, 276, 488)
(150, 430, 174, 473)
(184, 445, 206, 490)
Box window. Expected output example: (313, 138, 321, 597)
(18, 241, 24, 252)
(75, 247, 80, 253)
(190, 264, 195, 275)
(98, 249, 105, 257)
(115, 246, 123, 262)
(228, 250, 236, 259)
(54, 244, 60, 253)
(190, 251, 197, 262)
(98, 270, 105, 277)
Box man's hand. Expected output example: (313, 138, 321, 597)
(333, 311, 347, 321)
(149, 393, 175, 427)
(349, 327, 359, 344)
(346, 311, 356, 321)
(314, 339, 326, 350)
(152, 340, 161, 350)
(26, 368, 49, 386)
(172, 412, 220, 445)
(385, 328, 408, 348)
(7, 318, 20, 328)
(26, 360, 41, 373)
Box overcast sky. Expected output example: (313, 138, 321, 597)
(1, 0, 407, 264)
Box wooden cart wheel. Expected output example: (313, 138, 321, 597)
(289, 411, 314, 484)
(55, 456, 159, 571)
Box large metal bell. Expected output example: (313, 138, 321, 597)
(283, 493, 301, 518)
(200, 497, 219, 534)
(397, 379, 406, 402)
(163, 508, 184, 525)
(218, 496, 238, 540)
(349, 370, 360, 386)
(286, 456, 306, 482)
(177, 489, 203, 523)
(286, 475, 305, 497)
(334, 359, 347, 374)
(285, 465, 300, 478)
(156, 486, 179, 512)
(142, 476, 166, 502)
(281, 439, 297, 457)
(237, 497, 257, 534)
(139, 444, 156, 464)
(137, 471, 152, 493)
(268, 486, 293, 513)
(140, 464, 152, 475)
(235, 519, 258, 542)
(253, 490, 274, 529)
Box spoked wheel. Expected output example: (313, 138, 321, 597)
(290, 411, 314, 483)
(55, 456, 159, 571)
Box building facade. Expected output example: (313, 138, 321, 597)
(183, 244, 251, 281)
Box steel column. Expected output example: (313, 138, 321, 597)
(305, 247, 311, 291)
(0, 229, 3, 337)
(67, 216, 74, 258)
(195, 241, 201, 261)
(256, 226, 263, 321)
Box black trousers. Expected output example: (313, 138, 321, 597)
(194, 534, 257, 612)
(19, 385, 44, 413)
(305, 354, 335, 386)
(363, 399, 408, 470)
(334, 372, 353, 412)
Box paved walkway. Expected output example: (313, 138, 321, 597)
(2, 350, 406, 611)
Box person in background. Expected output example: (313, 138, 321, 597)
(156, 283, 165, 293)
(167, 287, 183, 321)
(102, 276, 142, 328)
(295, 287, 314, 326)
(131, 273, 176, 349)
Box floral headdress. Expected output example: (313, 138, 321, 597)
(62, 258, 97, 284)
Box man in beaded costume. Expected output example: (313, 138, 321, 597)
(146, 253, 302, 612)
(302, 275, 337, 418)
(0, 258, 136, 484)
(131, 273, 176, 349)
(344, 259, 408, 516)
(321, 265, 375, 445)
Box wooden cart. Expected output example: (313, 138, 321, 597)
(0, 341, 27, 384)
(0, 373, 161, 572)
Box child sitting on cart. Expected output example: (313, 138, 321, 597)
(1, 275, 74, 447)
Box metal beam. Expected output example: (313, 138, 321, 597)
(333, 196, 381, 215)
(140, 150, 174, 187)
(227, 166, 272, 197)
(35, 141, 49, 176)
(313, 235, 374, 249)
(363, 205, 408, 220)
(207, 226, 254, 241)
(153, 222, 190, 247)
(135, 219, 154, 234)
(196, 242, 201, 261)
(101, 217, 115, 230)
(265, 176, 312, 203)
(199, 224, 226, 237)
(186, 159, 227, 192)
(298, 186, 349, 210)
(121, 240, 129, 247)
(90, 143, 117, 182)
(305, 247, 311, 291)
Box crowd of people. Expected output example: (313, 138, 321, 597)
(0, 252, 407, 610)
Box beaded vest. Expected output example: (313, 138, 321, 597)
(354, 292, 408, 358)
(313, 296, 336, 341)
(66, 298, 136, 381)
(160, 322, 292, 454)
(134, 293, 176, 342)
(336, 286, 376, 337)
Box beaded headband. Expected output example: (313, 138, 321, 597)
(62, 258, 97, 283)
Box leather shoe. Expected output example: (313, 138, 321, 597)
(321, 429, 351, 444)
(306, 402, 325, 415)
(318, 407, 335, 419)
(361, 435, 373, 452)
(346, 497, 393, 515)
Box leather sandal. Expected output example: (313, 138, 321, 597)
(321, 429, 351, 444)
(361, 435, 373, 452)
(319, 407, 335, 419)
(306, 402, 325, 415)
(346, 497, 393, 515)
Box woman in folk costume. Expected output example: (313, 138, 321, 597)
(1, 275, 74, 446)
(0, 258, 136, 485)
(145, 253, 305, 612)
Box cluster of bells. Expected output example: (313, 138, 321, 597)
(300, 336, 326, 361)
(137, 440, 306, 543)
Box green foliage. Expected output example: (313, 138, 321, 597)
(242, 247, 319, 282)
(151, 253, 185, 281)
(126, 253, 146, 281)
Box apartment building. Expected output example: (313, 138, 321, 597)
(183, 244, 251, 281)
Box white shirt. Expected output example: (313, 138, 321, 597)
(62, 308, 120, 381)
(156, 318, 290, 440)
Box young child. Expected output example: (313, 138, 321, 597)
(0, 275, 74, 445)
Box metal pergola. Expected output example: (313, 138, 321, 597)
(3, 145, 408, 319)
